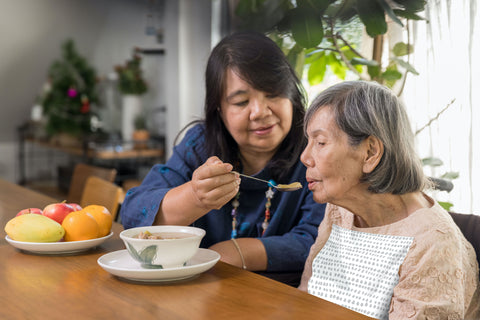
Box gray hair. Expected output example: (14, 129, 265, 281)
(305, 81, 428, 194)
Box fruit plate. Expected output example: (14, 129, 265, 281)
(5, 232, 114, 255)
(97, 248, 220, 283)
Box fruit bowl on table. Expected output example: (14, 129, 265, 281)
(5, 232, 113, 255)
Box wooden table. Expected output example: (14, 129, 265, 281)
(0, 179, 373, 319)
(0, 179, 60, 244)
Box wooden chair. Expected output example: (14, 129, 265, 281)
(67, 163, 117, 204)
(80, 176, 124, 221)
(449, 211, 480, 277)
(122, 179, 142, 193)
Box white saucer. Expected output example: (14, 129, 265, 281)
(5, 232, 113, 255)
(97, 248, 220, 282)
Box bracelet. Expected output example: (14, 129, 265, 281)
(231, 238, 247, 270)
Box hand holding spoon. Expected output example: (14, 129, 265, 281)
(232, 171, 302, 192)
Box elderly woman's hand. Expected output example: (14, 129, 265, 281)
(190, 156, 240, 210)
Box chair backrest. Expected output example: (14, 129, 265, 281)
(449, 211, 480, 276)
(80, 176, 124, 221)
(67, 163, 117, 204)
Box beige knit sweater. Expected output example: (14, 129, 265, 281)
(299, 201, 480, 320)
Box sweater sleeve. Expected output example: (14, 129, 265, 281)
(120, 124, 207, 229)
(389, 225, 480, 319)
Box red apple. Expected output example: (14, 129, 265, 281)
(68, 203, 82, 211)
(16, 208, 43, 216)
(42, 202, 76, 224)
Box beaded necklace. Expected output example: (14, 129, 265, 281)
(230, 180, 276, 239)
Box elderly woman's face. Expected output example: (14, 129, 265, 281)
(301, 106, 366, 205)
(220, 68, 293, 158)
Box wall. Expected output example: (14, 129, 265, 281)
(165, 0, 212, 156)
(403, 1, 480, 214)
(0, 0, 212, 183)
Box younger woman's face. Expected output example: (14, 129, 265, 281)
(220, 68, 293, 159)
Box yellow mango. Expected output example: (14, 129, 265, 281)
(5, 214, 65, 242)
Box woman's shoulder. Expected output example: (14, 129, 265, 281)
(169, 122, 209, 166)
(182, 122, 206, 140)
(175, 122, 206, 148)
(400, 202, 477, 273)
(408, 202, 464, 239)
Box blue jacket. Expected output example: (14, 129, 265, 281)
(120, 124, 325, 272)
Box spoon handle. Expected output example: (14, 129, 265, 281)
(232, 171, 302, 191)
(232, 171, 274, 186)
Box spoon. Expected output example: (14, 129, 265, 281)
(232, 171, 303, 192)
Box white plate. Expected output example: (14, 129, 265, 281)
(5, 232, 114, 255)
(97, 248, 220, 282)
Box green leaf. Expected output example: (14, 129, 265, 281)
(326, 53, 346, 79)
(308, 54, 327, 85)
(356, 0, 388, 37)
(422, 157, 443, 167)
(392, 0, 427, 21)
(367, 65, 380, 78)
(393, 0, 426, 13)
(286, 44, 306, 78)
(393, 9, 425, 20)
(382, 69, 402, 81)
(392, 57, 419, 75)
(393, 42, 414, 56)
(290, 7, 324, 48)
(234, 0, 290, 32)
(304, 49, 324, 64)
(326, 0, 356, 20)
(376, 0, 404, 27)
(341, 46, 356, 60)
(438, 201, 454, 211)
(258, 0, 291, 30)
(297, 0, 334, 14)
(351, 57, 379, 67)
(269, 33, 284, 49)
(234, 0, 256, 19)
(440, 172, 460, 180)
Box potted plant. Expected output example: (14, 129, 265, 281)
(132, 114, 150, 149)
(115, 53, 148, 142)
(233, 0, 426, 93)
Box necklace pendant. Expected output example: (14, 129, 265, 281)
(262, 221, 269, 231)
(232, 199, 239, 208)
(265, 188, 274, 199)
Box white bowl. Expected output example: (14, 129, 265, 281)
(120, 226, 206, 269)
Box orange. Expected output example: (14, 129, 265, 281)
(61, 210, 100, 241)
(82, 205, 113, 237)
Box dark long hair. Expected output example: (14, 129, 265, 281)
(203, 31, 306, 182)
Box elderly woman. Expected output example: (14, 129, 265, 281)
(299, 81, 479, 319)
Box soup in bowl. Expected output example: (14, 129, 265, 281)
(120, 225, 206, 269)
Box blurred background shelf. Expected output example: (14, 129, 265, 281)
(18, 123, 164, 198)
